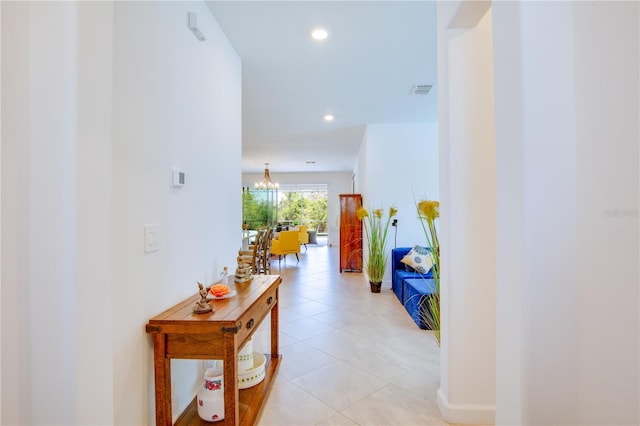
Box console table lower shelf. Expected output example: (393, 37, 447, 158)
(175, 355, 281, 426)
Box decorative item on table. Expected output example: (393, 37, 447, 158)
(197, 365, 224, 422)
(237, 337, 254, 371)
(193, 282, 213, 313)
(208, 283, 236, 300)
(199, 337, 265, 423)
(219, 266, 229, 285)
(205, 267, 237, 299)
(234, 250, 254, 283)
(416, 199, 441, 345)
(237, 337, 266, 389)
(239, 352, 266, 389)
(209, 284, 230, 297)
(356, 206, 398, 293)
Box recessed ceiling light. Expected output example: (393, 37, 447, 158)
(311, 28, 328, 41)
(323, 114, 334, 122)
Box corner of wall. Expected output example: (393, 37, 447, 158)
(437, 388, 496, 425)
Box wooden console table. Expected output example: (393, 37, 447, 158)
(146, 274, 282, 426)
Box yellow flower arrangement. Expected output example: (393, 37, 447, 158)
(356, 206, 397, 289)
(417, 199, 441, 344)
(418, 200, 439, 221)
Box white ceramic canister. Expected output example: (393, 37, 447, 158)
(237, 337, 254, 373)
(197, 366, 225, 422)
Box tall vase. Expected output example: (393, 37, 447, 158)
(197, 366, 225, 422)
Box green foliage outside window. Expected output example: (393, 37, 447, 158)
(278, 192, 305, 226)
(242, 188, 328, 233)
(242, 189, 275, 229)
(278, 191, 327, 233)
(304, 192, 328, 233)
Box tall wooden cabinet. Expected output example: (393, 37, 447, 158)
(339, 194, 363, 272)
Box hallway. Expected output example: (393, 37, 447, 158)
(250, 241, 443, 425)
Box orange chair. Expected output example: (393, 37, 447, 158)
(271, 230, 301, 262)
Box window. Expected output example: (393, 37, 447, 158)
(277, 184, 328, 233)
(242, 187, 278, 229)
(242, 184, 328, 233)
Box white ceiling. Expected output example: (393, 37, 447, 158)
(206, 1, 437, 174)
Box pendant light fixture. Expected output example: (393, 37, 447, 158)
(254, 163, 279, 190)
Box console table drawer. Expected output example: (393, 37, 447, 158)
(237, 286, 277, 345)
(166, 333, 225, 358)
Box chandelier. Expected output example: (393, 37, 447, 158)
(254, 163, 279, 190)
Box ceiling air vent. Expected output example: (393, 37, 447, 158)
(409, 84, 432, 95)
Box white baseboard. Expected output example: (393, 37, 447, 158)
(437, 388, 496, 425)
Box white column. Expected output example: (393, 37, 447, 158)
(437, 2, 497, 423)
(75, 2, 115, 424)
(1, 2, 116, 424)
(1, 2, 33, 424)
(28, 3, 79, 423)
(512, 3, 580, 424)
(491, 2, 524, 424)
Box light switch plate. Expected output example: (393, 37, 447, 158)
(144, 224, 159, 253)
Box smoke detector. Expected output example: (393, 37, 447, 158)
(409, 84, 432, 95)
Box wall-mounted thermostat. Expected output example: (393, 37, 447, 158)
(172, 168, 185, 188)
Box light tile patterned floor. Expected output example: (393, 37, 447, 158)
(250, 238, 443, 426)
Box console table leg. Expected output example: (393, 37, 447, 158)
(222, 334, 239, 425)
(270, 291, 279, 357)
(153, 333, 172, 426)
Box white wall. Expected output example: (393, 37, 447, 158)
(354, 123, 439, 285)
(1, 1, 242, 425)
(508, 3, 580, 423)
(353, 129, 368, 200)
(436, 2, 497, 423)
(505, 3, 640, 424)
(492, 2, 639, 425)
(111, 2, 241, 423)
(0, 3, 3, 421)
(242, 171, 352, 246)
(573, 3, 638, 423)
(574, 0, 636, 416)
(438, 1, 639, 425)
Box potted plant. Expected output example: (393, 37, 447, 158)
(356, 206, 398, 293)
